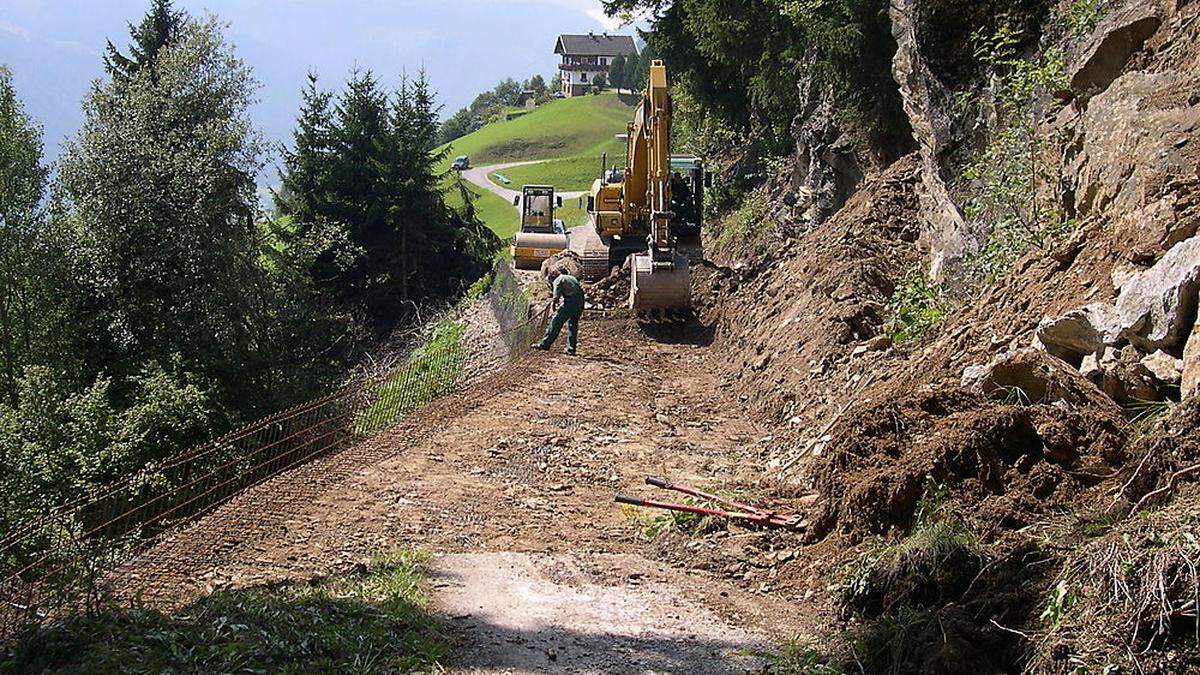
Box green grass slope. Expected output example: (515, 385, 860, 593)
(438, 92, 633, 167)
(439, 92, 635, 238)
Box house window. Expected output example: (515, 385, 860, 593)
(580, 73, 586, 82)
(600, 57, 606, 65)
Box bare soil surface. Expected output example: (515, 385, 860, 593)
(122, 314, 814, 672)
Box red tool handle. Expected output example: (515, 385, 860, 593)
(644, 476, 773, 519)
(615, 494, 768, 523)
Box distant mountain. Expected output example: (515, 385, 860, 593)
(0, 0, 634, 175)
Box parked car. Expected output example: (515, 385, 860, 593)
(552, 91, 566, 99)
(451, 155, 470, 171)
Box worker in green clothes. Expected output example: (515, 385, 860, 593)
(533, 266, 585, 355)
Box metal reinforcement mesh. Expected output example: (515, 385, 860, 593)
(0, 261, 547, 640)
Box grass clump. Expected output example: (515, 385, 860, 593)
(844, 481, 981, 614)
(886, 269, 949, 344)
(0, 550, 446, 674)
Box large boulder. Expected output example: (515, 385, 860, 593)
(1034, 303, 1122, 365)
(1094, 346, 1161, 404)
(1115, 236, 1200, 351)
(539, 250, 584, 284)
(1184, 313, 1200, 398)
(961, 348, 1118, 411)
(1067, 1, 1163, 99)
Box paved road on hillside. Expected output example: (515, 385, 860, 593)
(460, 160, 590, 211)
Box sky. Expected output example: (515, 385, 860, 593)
(0, 0, 641, 161)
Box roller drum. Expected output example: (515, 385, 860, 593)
(512, 232, 569, 270)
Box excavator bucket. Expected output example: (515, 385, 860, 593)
(512, 231, 569, 270)
(630, 252, 691, 316)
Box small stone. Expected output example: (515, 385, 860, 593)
(1140, 350, 1183, 386)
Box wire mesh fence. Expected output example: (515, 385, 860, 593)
(0, 261, 547, 641)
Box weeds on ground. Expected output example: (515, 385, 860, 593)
(0, 550, 447, 674)
(763, 638, 848, 674)
(887, 269, 949, 343)
(358, 318, 466, 435)
(621, 500, 718, 541)
(844, 480, 980, 613)
(1033, 506, 1200, 669)
(1126, 396, 1177, 438)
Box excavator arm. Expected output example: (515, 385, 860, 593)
(583, 60, 696, 316)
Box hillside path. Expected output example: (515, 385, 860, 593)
(461, 160, 589, 209)
(123, 315, 812, 672)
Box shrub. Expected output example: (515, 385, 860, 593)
(886, 269, 949, 343)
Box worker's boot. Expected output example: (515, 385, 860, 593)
(565, 348, 576, 355)
(531, 343, 549, 351)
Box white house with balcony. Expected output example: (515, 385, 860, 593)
(553, 32, 637, 97)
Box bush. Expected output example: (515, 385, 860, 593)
(887, 269, 949, 343)
(0, 359, 212, 528)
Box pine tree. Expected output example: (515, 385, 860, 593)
(625, 49, 643, 90)
(609, 54, 627, 89)
(104, 0, 184, 82)
(276, 72, 335, 227)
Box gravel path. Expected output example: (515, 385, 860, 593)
(118, 313, 815, 673)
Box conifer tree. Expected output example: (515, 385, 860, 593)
(104, 0, 184, 82)
(609, 53, 627, 89)
(276, 72, 335, 227)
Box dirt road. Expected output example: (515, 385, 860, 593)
(125, 315, 811, 672)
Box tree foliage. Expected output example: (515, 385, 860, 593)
(0, 67, 53, 406)
(438, 73, 550, 145)
(275, 69, 499, 330)
(0, 0, 498, 529)
(602, 0, 907, 147)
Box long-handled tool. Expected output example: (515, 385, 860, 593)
(615, 476, 806, 531)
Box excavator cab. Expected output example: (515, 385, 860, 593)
(510, 184, 569, 270)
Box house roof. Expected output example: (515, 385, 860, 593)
(554, 33, 637, 57)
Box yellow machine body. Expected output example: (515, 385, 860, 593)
(584, 61, 691, 313)
(511, 184, 569, 270)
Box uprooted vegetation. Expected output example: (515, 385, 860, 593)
(672, 0, 1200, 670)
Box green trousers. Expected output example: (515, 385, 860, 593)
(538, 300, 583, 352)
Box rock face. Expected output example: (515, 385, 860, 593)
(1035, 303, 1122, 365)
(1064, 68, 1200, 258)
(1115, 236, 1200, 351)
(1184, 310, 1200, 398)
(790, 72, 865, 228)
(1067, 1, 1163, 99)
(889, 0, 969, 280)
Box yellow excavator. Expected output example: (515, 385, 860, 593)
(580, 60, 705, 314)
(510, 184, 569, 270)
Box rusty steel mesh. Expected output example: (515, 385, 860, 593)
(0, 261, 548, 640)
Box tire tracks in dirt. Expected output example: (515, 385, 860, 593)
(119, 315, 813, 672)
